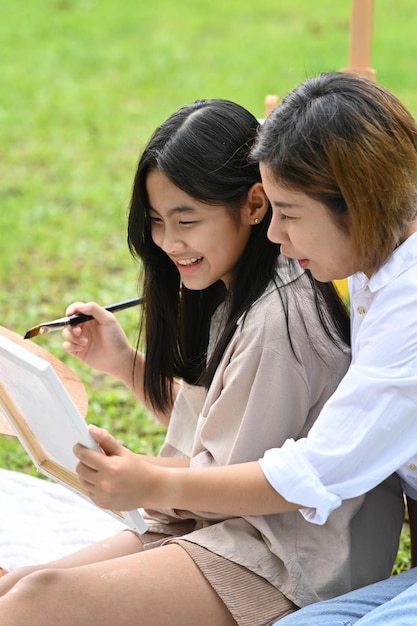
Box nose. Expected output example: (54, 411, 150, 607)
(155, 225, 187, 255)
(267, 215, 289, 244)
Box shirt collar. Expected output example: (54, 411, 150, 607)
(353, 231, 417, 293)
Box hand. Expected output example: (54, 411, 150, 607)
(74, 425, 157, 511)
(62, 301, 135, 379)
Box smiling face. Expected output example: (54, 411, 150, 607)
(146, 170, 253, 289)
(260, 164, 356, 282)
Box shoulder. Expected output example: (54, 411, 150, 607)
(235, 259, 349, 367)
(237, 258, 321, 337)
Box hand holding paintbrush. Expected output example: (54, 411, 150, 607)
(24, 297, 145, 339)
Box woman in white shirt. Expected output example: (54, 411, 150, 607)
(254, 71, 417, 625)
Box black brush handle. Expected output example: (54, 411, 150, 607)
(67, 297, 145, 326)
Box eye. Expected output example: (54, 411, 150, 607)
(149, 215, 163, 225)
(179, 220, 197, 226)
(280, 214, 295, 221)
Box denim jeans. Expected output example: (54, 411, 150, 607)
(277, 567, 417, 625)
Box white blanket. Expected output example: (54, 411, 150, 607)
(0, 469, 125, 571)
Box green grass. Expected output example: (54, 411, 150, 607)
(1, 0, 416, 572)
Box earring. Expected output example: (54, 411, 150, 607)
(254, 218, 259, 224)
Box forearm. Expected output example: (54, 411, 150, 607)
(144, 456, 190, 468)
(144, 461, 300, 515)
(115, 347, 177, 427)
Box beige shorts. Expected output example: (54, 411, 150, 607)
(139, 531, 297, 626)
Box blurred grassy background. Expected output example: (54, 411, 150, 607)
(1, 0, 416, 571)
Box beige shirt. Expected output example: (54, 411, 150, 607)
(144, 258, 404, 607)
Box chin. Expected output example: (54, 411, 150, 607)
(310, 270, 335, 283)
(181, 279, 210, 291)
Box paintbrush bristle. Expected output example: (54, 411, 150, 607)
(23, 326, 40, 339)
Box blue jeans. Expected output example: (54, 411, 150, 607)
(277, 568, 417, 625)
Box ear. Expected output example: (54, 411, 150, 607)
(240, 182, 269, 226)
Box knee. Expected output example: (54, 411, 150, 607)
(13, 568, 66, 601)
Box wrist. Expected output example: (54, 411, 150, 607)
(112, 346, 138, 385)
(144, 464, 174, 508)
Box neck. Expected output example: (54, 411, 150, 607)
(402, 215, 417, 241)
(363, 217, 417, 279)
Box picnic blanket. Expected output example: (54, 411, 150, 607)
(0, 468, 125, 571)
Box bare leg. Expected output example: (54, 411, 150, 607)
(0, 530, 142, 596)
(0, 544, 236, 626)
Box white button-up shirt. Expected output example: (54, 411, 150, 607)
(259, 231, 417, 524)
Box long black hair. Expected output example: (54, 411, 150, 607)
(128, 99, 349, 413)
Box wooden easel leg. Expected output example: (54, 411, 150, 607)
(340, 0, 376, 81)
(263, 94, 280, 118)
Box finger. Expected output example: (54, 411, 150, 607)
(76, 460, 99, 486)
(62, 324, 84, 339)
(62, 338, 88, 355)
(73, 443, 104, 470)
(65, 301, 90, 317)
(66, 301, 115, 325)
(62, 329, 88, 347)
(89, 425, 122, 457)
(62, 325, 89, 354)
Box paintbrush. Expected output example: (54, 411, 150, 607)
(23, 296, 145, 339)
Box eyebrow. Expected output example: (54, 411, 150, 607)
(272, 201, 298, 209)
(148, 205, 197, 216)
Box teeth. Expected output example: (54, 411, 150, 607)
(177, 257, 202, 266)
